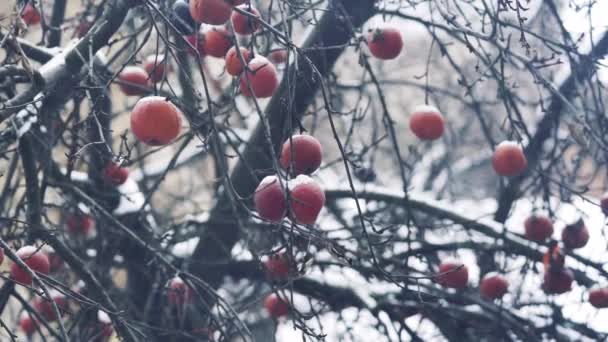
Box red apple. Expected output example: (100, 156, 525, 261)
(19, 313, 37, 336)
(254, 175, 286, 222)
(524, 214, 553, 242)
(167, 277, 194, 306)
(34, 293, 68, 321)
(224, 46, 251, 76)
(436, 261, 468, 289)
(280, 135, 323, 175)
(589, 288, 608, 308)
(231, 5, 261, 35)
(66, 213, 94, 236)
(479, 273, 508, 299)
(367, 27, 403, 60)
(189, 0, 237, 25)
(264, 294, 289, 318)
(561, 219, 589, 249)
(143, 55, 172, 83)
(22, 4, 41, 25)
(118, 66, 150, 96)
(204, 28, 233, 58)
(542, 268, 574, 294)
(240, 56, 278, 98)
(130, 96, 182, 146)
(10, 246, 51, 285)
(103, 162, 129, 186)
(409, 105, 445, 141)
(185, 32, 206, 56)
(268, 49, 288, 65)
(289, 175, 325, 225)
(492, 141, 527, 176)
(265, 253, 290, 280)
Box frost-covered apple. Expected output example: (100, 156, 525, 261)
(409, 105, 445, 141)
(264, 294, 289, 318)
(144, 55, 172, 83)
(367, 27, 403, 60)
(265, 253, 290, 280)
(542, 268, 574, 294)
(10, 246, 51, 285)
(254, 175, 286, 222)
(524, 214, 553, 242)
(479, 273, 508, 299)
(130, 96, 182, 146)
(492, 141, 527, 176)
(240, 56, 278, 98)
(561, 219, 589, 249)
(280, 135, 323, 175)
(224, 46, 252, 76)
(289, 175, 325, 225)
(589, 288, 608, 308)
(167, 277, 194, 306)
(204, 28, 233, 58)
(118, 66, 150, 96)
(436, 261, 468, 289)
(231, 5, 261, 35)
(103, 162, 129, 186)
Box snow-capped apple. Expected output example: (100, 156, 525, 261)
(367, 27, 403, 60)
(224, 46, 251, 76)
(171, 0, 197, 35)
(144, 55, 172, 83)
(492, 141, 527, 176)
(189, 0, 243, 25)
(436, 261, 468, 289)
(524, 214, 553, 242)
(118, 66, 149, 96)
(264, 294, 289, 318)
(289, 175, 325, 225)
(103, 162, 129, 186)
(10, 246, 51, 285)
(254, 175, 286, 222)
(231, 5, 261, 35)
(240, 56, 278, 98)
(204, 28, 233, 58)
(589, 288, 608, 308)
(280, 135, 323, 175)
(265, 253, 290, 280)
(130, 96, 182, 146)
(409, 105, 445, 140)
(167, 277, 194, 306)
(479, 273, 509, 299)
(66, 213, 94, 236)
(22, 4, 41, 25)
(542, 268, 574, 294)
(561, 218, 589, 249)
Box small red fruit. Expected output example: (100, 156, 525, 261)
(103, 162, 129, 186)
(130, 96, 182, 146)
(409, 105, 445, 141)
(144, 55, 172, 83)
(240, 56, 278, 98)
(289, 175, 325, 225)
(542, 268, 574, 294)
(118, 66, 150, 96)
(10, 246, 51, 285)
(479, 273, 509, 299)
(367, 27, 403, 60)
(280, 135, 323, 175)
(66, 213, 94, 236)
(34, 293, 68, 321)
(19, 313, 37, 336)
(492, 141, 527, 176)
(589, 288, 608, 308)
(189, 0, 233, 25)
(436, 262, 468, 289)
(601, 194, 608, 215)
(561, 219, 589, 249)
(254, 175, 286, 222)
(224, 46, 252, 76)
(204, 28, 233, 58)
(22, 4, 41, 25)
(185, 32, 206, 56)
(264, 294, 289, 318)
(167, 277, 194, 306)
(524, 214, 553, 242)
(268, 49, 288, 65)
(231, 5, 261, 35)
(265, 253, 290, 280)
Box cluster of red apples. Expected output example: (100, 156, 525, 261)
(436, 211, 608, 309)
